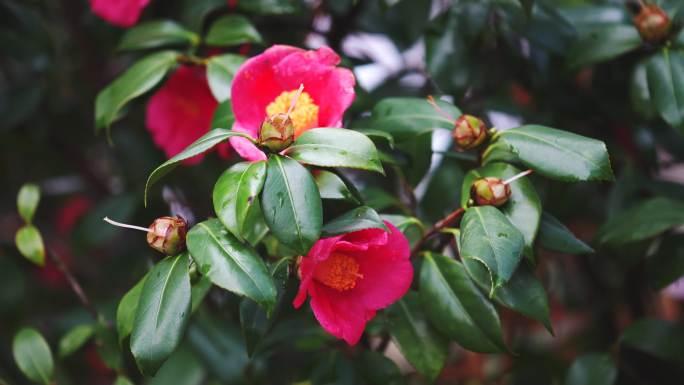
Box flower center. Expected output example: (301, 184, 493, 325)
(266, 89, 319, 137)
(313, 253, 362, 291)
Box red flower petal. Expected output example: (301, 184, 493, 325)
(90, 0, 150, 28)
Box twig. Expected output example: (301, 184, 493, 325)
(410, 207, 466, 257)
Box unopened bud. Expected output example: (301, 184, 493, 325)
(634, 5, 672, 43)
(470, 177, 511, 207)
(147, 216, 188, 255)
(259, 113, 295, 152)
(453, 115, 487, 150)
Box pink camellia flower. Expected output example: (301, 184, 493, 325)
(294, 222, 413, 345)
(229, 45, 356, 161)
(90, 0, 150, 28)
(664, 276, 684, 300)
(146, 65, 230, 164)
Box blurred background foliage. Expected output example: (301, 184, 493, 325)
(2, 0, 684, 384)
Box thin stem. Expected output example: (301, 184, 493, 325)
(426, 95, 455, 123)
(103, 216, 149, 233)
(410, 207, 466, 257)
(287, 83, 305, 115)
(47, 247, 103, 324)
(503, 169, 533, 185)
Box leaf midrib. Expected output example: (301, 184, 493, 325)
(152, 255, 183, 330)
(274, 156, 305, 251)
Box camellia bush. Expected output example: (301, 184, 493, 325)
(3, 0, 684, 384)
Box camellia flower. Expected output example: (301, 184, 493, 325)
(294, 222, 413, 345)
(90, 0, 150, 28)
(229, 45, 355, 161)
(146, 65, 229, 164)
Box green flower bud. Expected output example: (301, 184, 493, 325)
(453, 115, 487, 150)
(147, 216, 188, 255)
(470, 177, 511, 207)
(259, 113, 295, 152)
(634, 4, 672, 43)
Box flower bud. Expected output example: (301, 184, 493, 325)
(633, 4, 672, 43)
(453, 115, 487, 150)
(259, 113, 295, 152)
(470, 177, 511, 207)
(146, 216, 188, 255)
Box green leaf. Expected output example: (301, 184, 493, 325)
(395, 130, 432, 186)
(17, 183, 40, 223)
(186, 219, 276, 309)
(284, 128, 384, 173)
(386, 293, 448, 382)
(118, 20, 199, 50)
(566, 25, 641, 68)
(190, 275, 213, 313)
(206, 54, 245, 102)
(144, 129, 252, 204)
(211, 100, 235, 129)
(213, 161, 267, 242)
(538, 212, 593, 254)
(12, 328, 54, 384)
(354, 128, 395, 148)
(205, 15, 262, 46)
(647, 235, 684, 290)
(382, 214, 425, 247)
(645, 48, 684, 132)
(148, 345, 206, 385)
(461, 163, 541, 259)
(499, 125, 614, 182)
(95, 51, 178, 131)
(565, 353, 617, 385)
(621, 318, 684, 363)
(262, 155, 323, 255)
(356, 351, 405, 385)
(15, 225, 45, 266)
(237, 0, 298, 15)
(631, 59, 657, 119)
(420, 253, 507, 353)
(595, 198, 684, 246)
(116, 274, 147, 345)
(113, 376, 135, 385)
(321, 206, 387, 237)
(420, 157, 464, 223)
(130, 254, 191, 376)
(58, 324, 94, 358)
(370, 97, 461, 142)
(462, 259, 553, 333)
(94, 325, 122, 370)
(460, 206, 525, 294)
(314, 170, 362, 204)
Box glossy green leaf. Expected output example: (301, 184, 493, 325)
(17, 183, 39, 223)
(370, 97, 461, 142)
(206, 54, 245, 102)
(565, 353, 617, 385)
(382, 214, 425, 247)
(148, 345, 206, 385)
(12, 328, 54, 384)
(461, 163, 541, 259)
(205, 15, 262, 46)
(95, 51, 178, 131)
(113, 376, 135, 385)
(58, 324, 94, 358)
(421, 157, 464, 223)
(94, 325, 122, 370)
(186, 219, 276, 309)
(462, 259, 552, 333)
(116, 274, 147, 345)
(566, 25, 641, 68)
(460, 206, 525, 295)
(396, 130, 432, 186)
(645, 48, 684, 132)
(190, 275, 212, 313)
(499, 125, 614, 182)
(118, 20, 199, 50)
(237, 0, 298, 15)
(262, 155, 322, 255)
(314, 170, 362, 204)
(15, 225, 45, 266)
(420, 253, 507, 353)
(144, 129, 252, 204)
(621, 318, 684, 363)
(631, 59, 657, 119)
(321, 206, 387, 237)
(285, 128, 383, 173)
(538, 212, 593, 254)
(647, 235, 684, 290)
(130, 254, 191, 376)
(356, 351, 405, 385)
(386, 293, 448, 382)
(211, 100, 235, 129)
(595, 198, 684, 246)
(354, 128, 395, 148)
(213, 161, 267, 241)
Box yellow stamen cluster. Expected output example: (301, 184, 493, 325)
(314, 253, 362, 291)
(266, 89, 319, 136)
